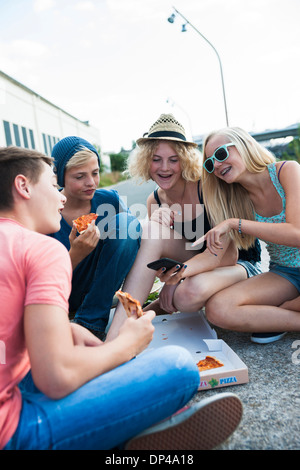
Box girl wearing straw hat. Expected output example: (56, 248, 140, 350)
(107, 114, 261, 339)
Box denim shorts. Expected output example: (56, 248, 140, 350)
(237, 260, 262, 278)
(269, 262, 300, 293)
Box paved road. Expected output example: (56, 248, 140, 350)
(108, 178, 156, 217)
(111, 178, 300, 450)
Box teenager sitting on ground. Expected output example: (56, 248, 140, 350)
(193, 126, 300, 343)
(50, 136, 141, 340)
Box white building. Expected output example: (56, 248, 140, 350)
(0, 70, 101, 156)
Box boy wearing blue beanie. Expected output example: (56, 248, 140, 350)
(50, 136, 141, 339)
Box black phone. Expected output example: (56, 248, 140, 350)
(147, 258, 184, 272)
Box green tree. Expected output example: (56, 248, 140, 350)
(93, 144, 106, 173)
(282, 125, 300, 163)
(109, 150, 128, 172)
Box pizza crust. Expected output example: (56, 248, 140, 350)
(115, 290, 143, 318)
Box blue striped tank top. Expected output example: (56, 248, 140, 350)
(255, 162, 300, 267)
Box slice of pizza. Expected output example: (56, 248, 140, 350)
(73, 213, 98, 234)
(115, 290, 144, 318)
(197, 355, 224, 372)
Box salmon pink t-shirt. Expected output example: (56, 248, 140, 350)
(0, 219, 72, 449)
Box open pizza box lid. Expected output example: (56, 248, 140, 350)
(144, 310, 248, 391)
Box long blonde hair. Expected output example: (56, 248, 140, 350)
(127, 140, 203, 183)
(202, 127, 275, 249)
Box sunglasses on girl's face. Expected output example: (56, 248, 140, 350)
(204, 143, 235, 173)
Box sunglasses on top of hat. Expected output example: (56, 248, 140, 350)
(204, 143, 235, 173)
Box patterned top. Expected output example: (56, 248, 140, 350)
(255, 162, 300, 268)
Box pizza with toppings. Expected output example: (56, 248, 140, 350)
(197, 355, 224, 372)
(73, 213, 98, 234)
(115, 290, 144, 318)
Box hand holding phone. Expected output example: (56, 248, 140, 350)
(147, 258, 184, 273)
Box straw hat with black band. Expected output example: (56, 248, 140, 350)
(136, 114, 198, 148)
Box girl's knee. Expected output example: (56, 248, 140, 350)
(205, 294, 237, 329)
(175, 278, 210, 311)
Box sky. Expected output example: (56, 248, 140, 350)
(0, 0, 299, 152)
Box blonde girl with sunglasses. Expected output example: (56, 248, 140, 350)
(193, 126, 300, 342)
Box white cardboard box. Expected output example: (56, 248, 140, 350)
(146, 310, 248, 391)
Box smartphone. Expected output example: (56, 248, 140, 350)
(147, 258, 184, 272)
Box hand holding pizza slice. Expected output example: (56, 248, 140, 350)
(69, 213, 100, 270)
(73, 213, 98, 234)
(115, 290, 144, 318)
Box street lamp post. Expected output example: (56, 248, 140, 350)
(168, 6, 229, 127)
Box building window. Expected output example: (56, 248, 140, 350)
(3, 121, 12, 146)
(22, 126, 29, 148)
(42, 133, 49, 155)
(3, 122, 37, 150)
(41, 134, 58, 155)
(13, 124, 21, 147)
(48, 134, 53, 153)
(29, 129, 35, 149)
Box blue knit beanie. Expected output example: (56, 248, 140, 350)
(52, 136, 100, 187)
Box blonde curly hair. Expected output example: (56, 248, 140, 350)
(127, 140, 203, 183)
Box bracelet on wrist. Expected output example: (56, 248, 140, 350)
(238, 218, 244, 238)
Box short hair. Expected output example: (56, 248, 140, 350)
(0, 146, 53, 210)
(127, 140, 203, 183)
(65, 148, 98, 171)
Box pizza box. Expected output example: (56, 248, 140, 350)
(145, 310, 248, 391)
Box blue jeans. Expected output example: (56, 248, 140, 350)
(71, 212, 141, 334)
(269, 262, 300, 292)
(3, 346, 199, 450)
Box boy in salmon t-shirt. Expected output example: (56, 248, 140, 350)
(0, 146, 242, 450)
